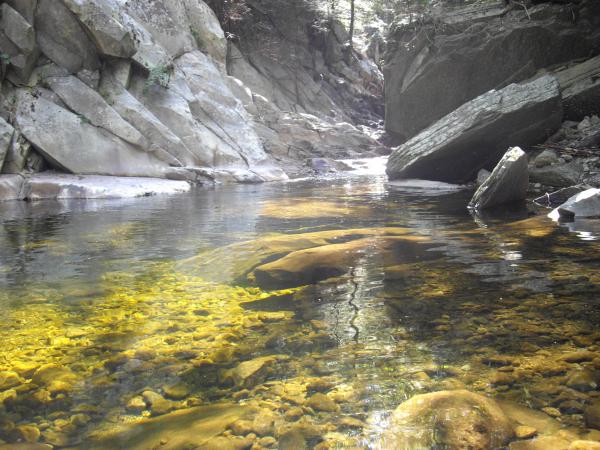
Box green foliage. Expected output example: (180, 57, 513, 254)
(77, 114, 91, 125)
(0, 52, 11, 65)
(144, 63, 173, 93)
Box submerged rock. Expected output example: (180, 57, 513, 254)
(469, 147, 528, 210)
(380, 390, 514, 449)
(84, 403, 253, 450)
(386, 75, 562, 184)
(221, 356, 279, 389)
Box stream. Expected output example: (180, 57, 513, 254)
(1, 161, 600, 449)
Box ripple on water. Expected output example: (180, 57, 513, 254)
(1, 176, 600, 448)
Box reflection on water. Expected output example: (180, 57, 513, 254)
(1, 170, 600, 449)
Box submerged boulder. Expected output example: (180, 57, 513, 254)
(380, 390, 514, 450)
(387, 75, 562, 184)
(469, 147, 528, 210)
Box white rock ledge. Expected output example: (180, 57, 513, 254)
(20, 173, 191, 201)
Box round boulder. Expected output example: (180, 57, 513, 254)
(380, 390, 514, 450)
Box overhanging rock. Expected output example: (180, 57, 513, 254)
(386, 75, 562, 184)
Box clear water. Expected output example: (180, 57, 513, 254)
(1, 167, 599, 449)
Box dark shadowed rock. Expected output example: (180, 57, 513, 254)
(555, 55, 600, 121)
(384, 2, 600, 142)
(534, 185, 589, 208)
(469, 147, 528, 210)
(387, 75, 562, 184)
(530, 160, 583, 188)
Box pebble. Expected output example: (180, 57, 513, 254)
(515, 426, 537, 439)
(542, 407, 562, 418)
(305, 393, 339, 413)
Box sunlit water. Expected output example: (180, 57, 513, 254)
(1, 165, 599, 449)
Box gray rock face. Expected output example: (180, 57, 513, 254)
(0, 3, 39, 83)
(555, 55, 600, 121)
(27, 173, 191, 200)
(181, 0, 226, 63)
(0, 117, 14, 171)
(1, 4, 35, 54)
(35, 0, 100, 73)
(387, 75, 563, 184)
(469, 147, 528, 210)
(530, 160, 583, 188)
(0, 174, 27, 201)
(14, 90, 169, 177)
(46, 75, 147, 148)
(384, 2, 600, 142)
(555, 188, 600, 219)
(61, 0, 137, 59)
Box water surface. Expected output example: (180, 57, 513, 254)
(1, 168, 599, 448)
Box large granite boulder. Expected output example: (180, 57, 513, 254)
(0, 117, 14, 171)
(45, 75, 147, 148)
(0, 3, 39, 83)
(61, 0, 137, 59)
(469, 147, 529, 210)
(384, 1, 600, 142)
(0, 174, 26, 201)
(380, 390, 514, 450)
(14, 90, 169, 178)
(387, 75, 562, 184)
(34, 0, 100, 73)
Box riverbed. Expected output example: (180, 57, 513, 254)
(1, 164, 599, 449)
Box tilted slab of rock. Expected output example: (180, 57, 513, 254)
(98, 71, 193, 167)
(14, 91, 169, 178)
(34, 0, 99, 73)
(554, 188, 600, 219)
(27, 173, 191, 200)
(61, 0, 137, 59)
(387, 75, 562, 184)
(46, 75, 148, 148)
(384, 2, 600, 142)
(469, 147, 529, 210)
(0, 117, 14, 171)
(555, 55, 600, 121)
